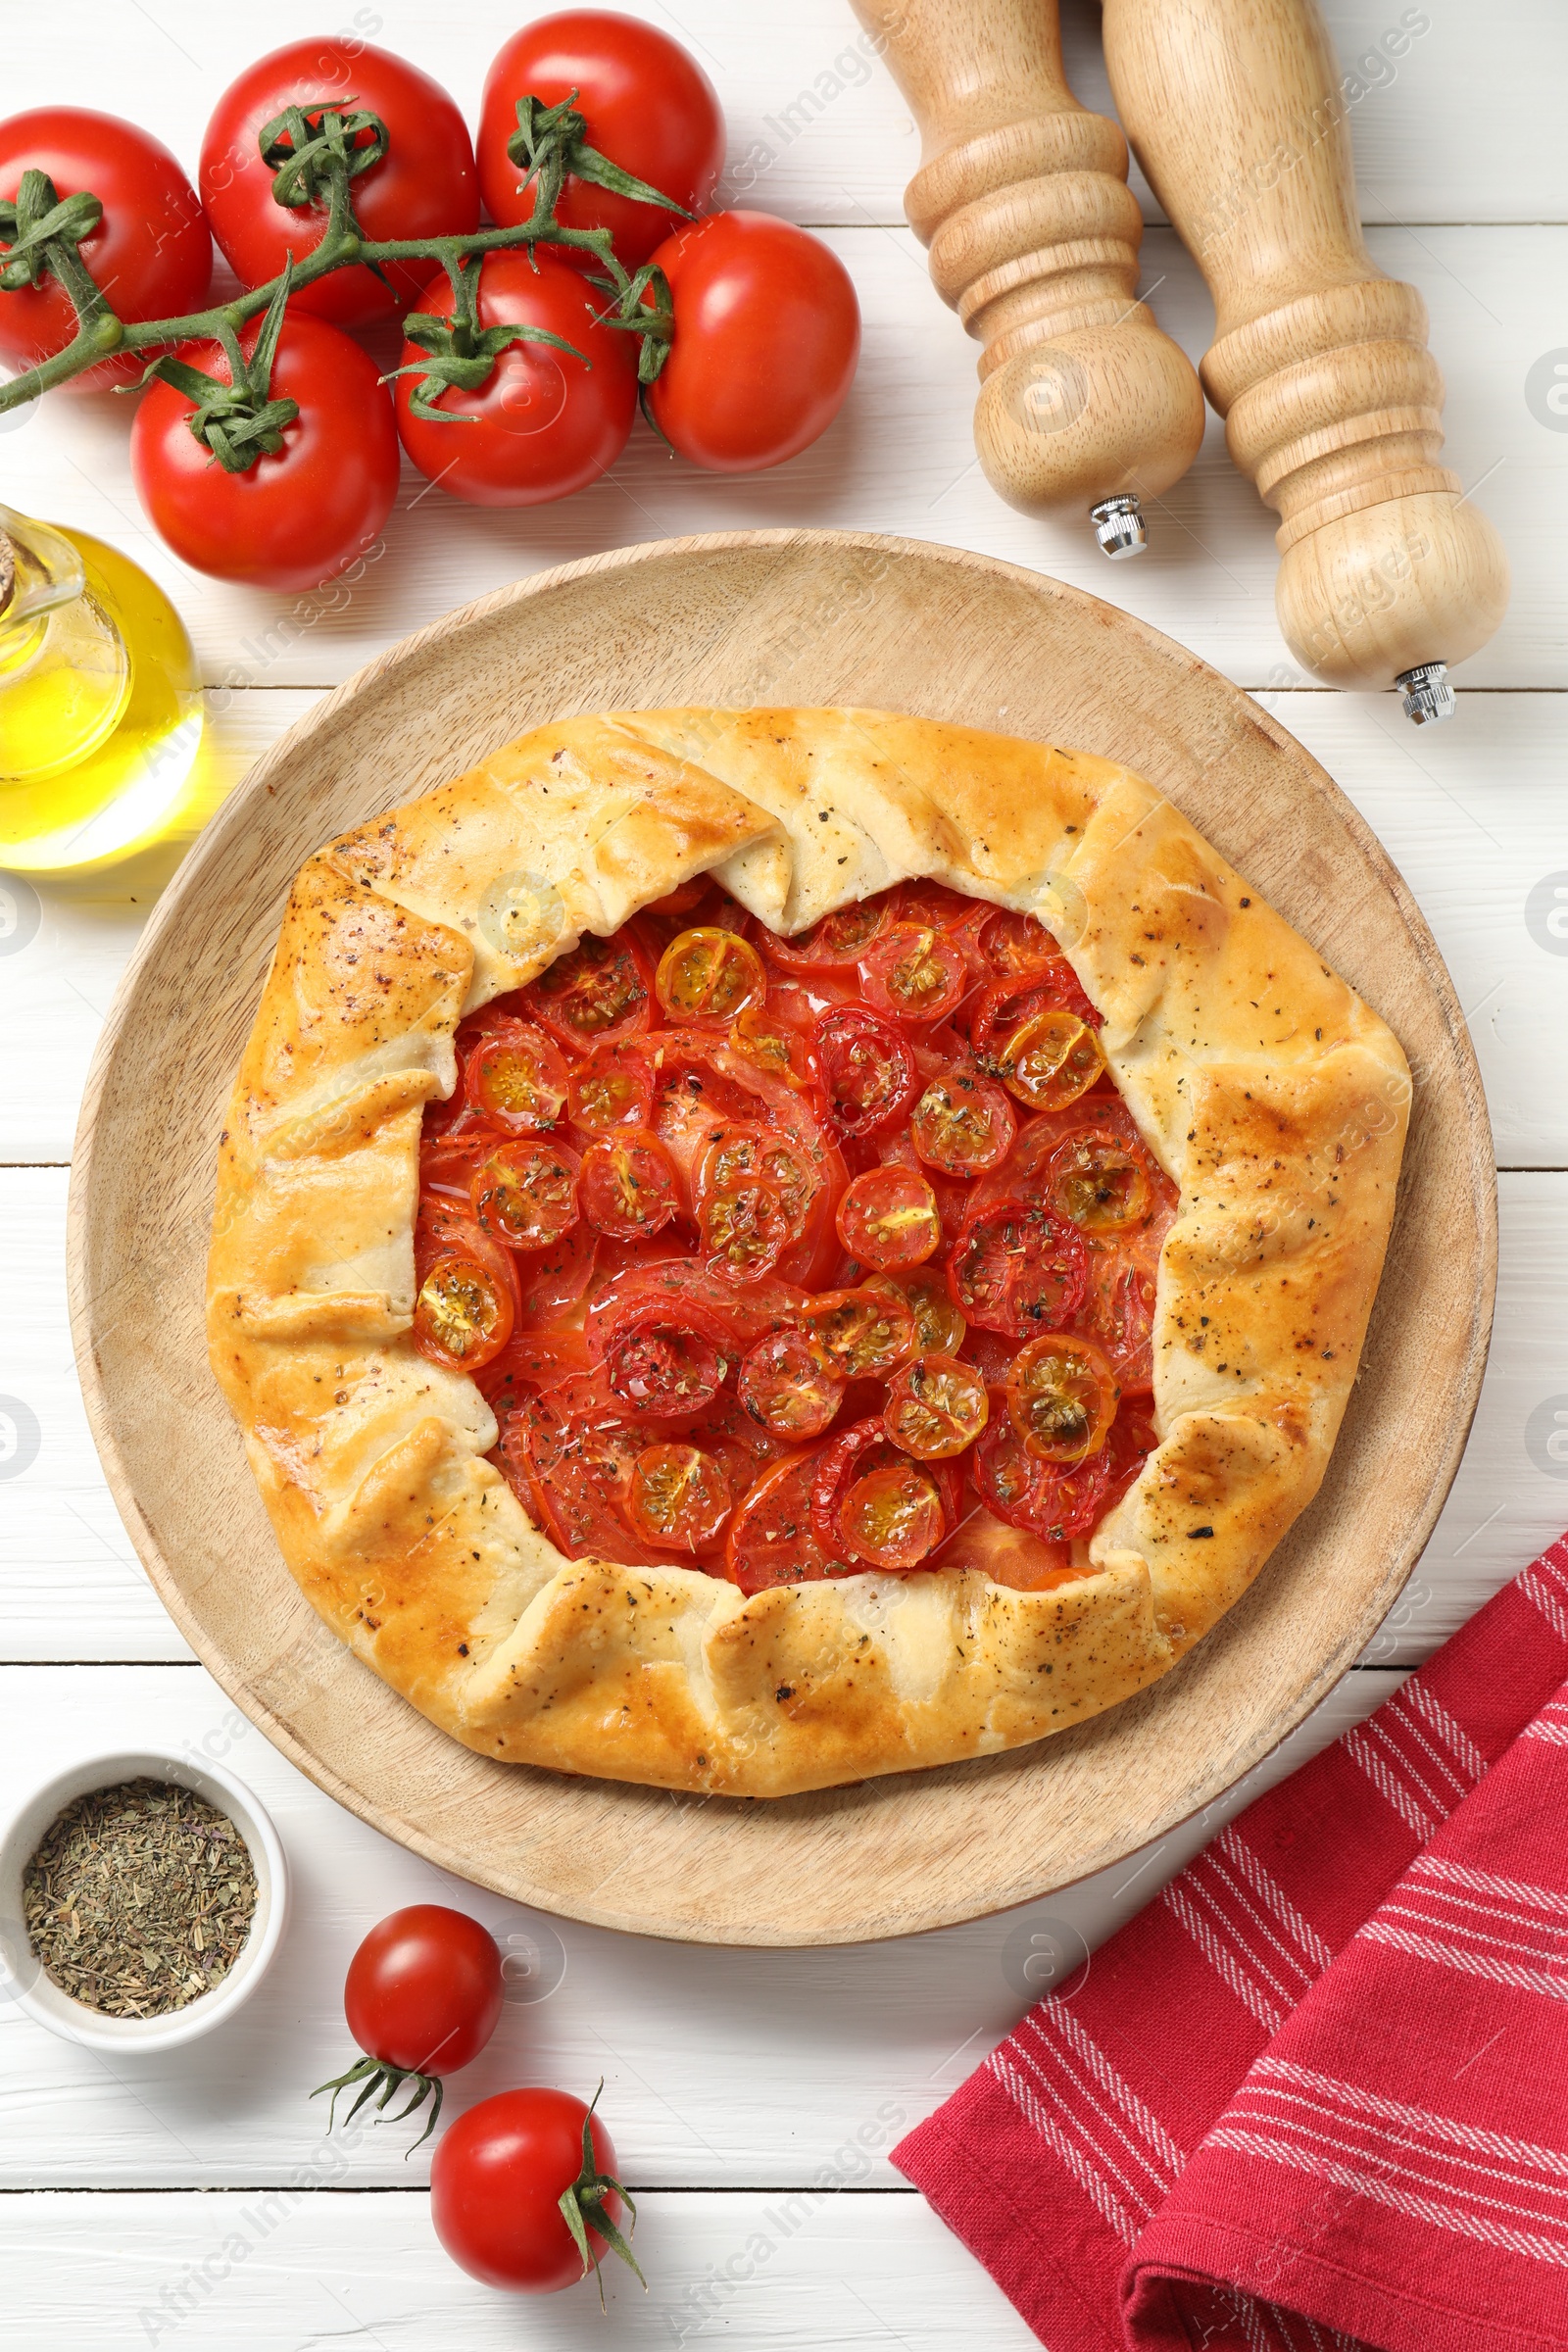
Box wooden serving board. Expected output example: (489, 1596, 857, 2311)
(67, 531, 1494, 1947)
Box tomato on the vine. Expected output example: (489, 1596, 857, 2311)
(129, 313, 398, 591)
(315, 1906, 503, 2147)
(394, 250, 638, 507)
(200, 39, 478, 325)
(478, 12, 724, 269)
(431, 2083, 641, 2295)
(0, 109, 212, 390)
(645, 211, 860, 471)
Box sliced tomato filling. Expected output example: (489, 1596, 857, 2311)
(414, 876, 1177, 1589)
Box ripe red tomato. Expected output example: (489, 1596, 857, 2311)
(0, 109, 212, 390)
(200, 39, 478, 325)
(316, 1905, 504, 2146)
(393, 251, 637, 508)
(478, 11, 724, 270)
(645, 213, 860, 471)
(432, 2083, 639, 2295)
(129, 312, 398, 591)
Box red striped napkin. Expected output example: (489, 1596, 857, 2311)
(894, 1540, 1568, 2352)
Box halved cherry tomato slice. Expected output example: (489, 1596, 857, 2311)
(723, 1449, 849, 1593)
(414, 1254, 514, 1371)
(656, 926, 766, 1025)
(1005, 1333, 1119, 1463)
(625, 1443, 732, 1553)
(835, 1166, 942, 1270)
(970, 965, 1099, 1063)
(505, 1373, 675, 1567)
(809, 1419, 952, 1569)
(973, 1409, 1113, 1542)
(859, 925, 970, 1025)
(699, 1171, 790, 1283)
(526, 930, 651, 1049)
(470, 1139, 580, 1250)
(697, 1123, 816, 1243)
(814, 1007, 918, 1138)
(909, 1064, 1016, 1177)
(578, 1130, 680, 1241)
(861, 1269, 965, 1359)
(585, 1259, 802, 1362)
(1048, 1127, 1153, 1232)
(761, 899, 894, 972)
(797, 1285, 917, 1380)
(977, 908, 1061, 976)
(999, 1009, 1105, 1111)
(899, 879, 992, 942)
(568, 1040, 655, 1131)
(465, 1020, 569, 1134)
(728, 1001, 811, 1089)
(948, 1200, 1088, 1337)
(883, 1353, 989, 1459)
(737, 1329, 845, 1440)
(606, 1319, 725, 1417)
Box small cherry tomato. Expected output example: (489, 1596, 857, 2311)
(883, 1354, 989, 1459)
(737, 1329, 845, 1441)
(568, 1040, 655, 1130)
(478, 12, 724, 269)
(699, 1171, 790, 1283)
(606, 1317, 724, 1416)
(797, 1286, 917, 1381)
(200, 39, 478, 325)
(728, 1002, 811, 1089)
(970, 965, 1100, 1059)
(626, 1442, 732, 1552)
(814, 1006, 919, 1139)
(316, 1904, 504, 2148)
(1000, 1009, 1105, 1111)
(645, 211, 860, 471)
(430, 2083, 639, 2296)
(528, 932, 651, 1049)
(948, 1200, 1089, 1338)
(1048, 1127, 1154, 1232)
(860, 925, 971, 1025)
(471, 1140, 580, 1250)
(414, 1255, 514, 1371)
(835, 1166, 942, 1271)
(760, 900, 893, 972)
(909, 1065, 1017, 1178)
(656, 926, 766, 1024)
(978, 909, 1060, 976)
(697, 1125, 817, 1243)
(129, 314, 398, 593)
(1005, 1333, 1119, 1463)
(724, 1449, 849, 1593)
(861, 1269, 966, 1359)
(809, 1419, 950, 1569)
(0, 109, 213, 390)
(973, 1410, 1114, 1542)
(394, 250, 637, 506)
(466, 1021, 570, 1134)
(578, 1130, 680, 1241)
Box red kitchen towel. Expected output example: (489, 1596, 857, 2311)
(893, 1539, 1568, 2351)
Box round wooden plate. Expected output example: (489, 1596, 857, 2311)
(68, 531, 1494, 1947)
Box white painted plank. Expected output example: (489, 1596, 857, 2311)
(0, 2187, 1037, 2352)
(3, 1165, 1564, 1663)
(7, 684, 1568, 1169)
(0, 1660, 1402, 2189)
(6, 0, 1563, 228)
(2, 222, 1540, 693)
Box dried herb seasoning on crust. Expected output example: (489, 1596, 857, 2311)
(207, 709, 1409, 1797)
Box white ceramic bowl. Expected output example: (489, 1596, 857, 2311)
(0, 1748, 289, 2051)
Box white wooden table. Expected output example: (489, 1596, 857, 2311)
(4, 4, 1564, 2343)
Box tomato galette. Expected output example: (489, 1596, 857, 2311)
(208, 709, 1409, 1798)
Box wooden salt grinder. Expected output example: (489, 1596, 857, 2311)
(851, 0, 1204, 555)
(1101, 0, 1509, 717)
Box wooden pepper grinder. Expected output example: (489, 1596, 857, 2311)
(851, 0, 1204, 555)
(1101, 0, 1509, 717)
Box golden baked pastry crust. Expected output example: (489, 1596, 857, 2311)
(207, 710, 1409, 1797)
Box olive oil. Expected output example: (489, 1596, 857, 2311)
(0, 509, 203, 873)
